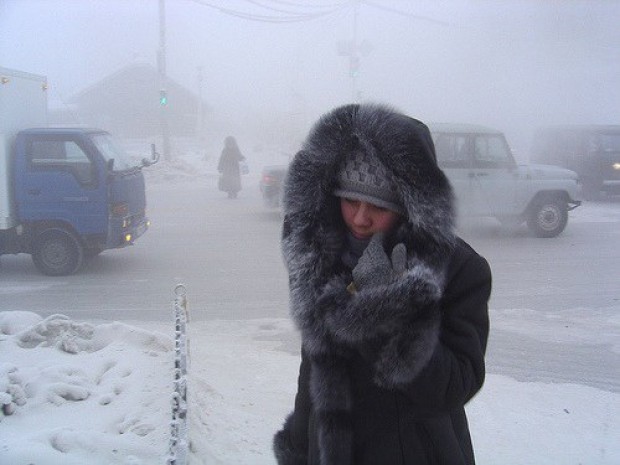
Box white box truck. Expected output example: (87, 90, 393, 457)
(0, 67, 48, 230)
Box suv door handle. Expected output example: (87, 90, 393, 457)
(468, 172, 489, 178)
(27, 189, 41, 195)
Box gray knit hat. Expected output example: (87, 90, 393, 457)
(334, 151, 405, 215)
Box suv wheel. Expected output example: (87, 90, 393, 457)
(526, 198, 568, 238)
(32, 228, 84, 276)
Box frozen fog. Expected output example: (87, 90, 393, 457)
(1, 0, 619, 160)
(1, 0, 619, 464)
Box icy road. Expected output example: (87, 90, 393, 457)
(1, 174, 619, 394)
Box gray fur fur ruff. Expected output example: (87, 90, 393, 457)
(277, 103, 458, 464)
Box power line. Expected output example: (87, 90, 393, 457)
(267, 0, 349, 8)
(242, 0, 347, 15)
(188, 0, 345, 23)
(361, 0, 449, 26)
(187, 1, 446, 26)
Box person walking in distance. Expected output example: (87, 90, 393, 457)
(217, 135, 245, 199)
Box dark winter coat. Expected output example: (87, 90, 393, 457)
(273, 103, 492, 465)
(217, 140, 244, 194)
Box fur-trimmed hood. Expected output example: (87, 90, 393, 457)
(281, 101, 458, 348)
(282, 102, 456, 272)
(276, 103, 460, 465)
(281, 103, 457, 334)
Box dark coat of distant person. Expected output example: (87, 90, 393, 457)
(217, 136, 245, 198)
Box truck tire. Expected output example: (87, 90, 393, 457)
(32, 228, 84, 276)
(526, 197, 568, 238)
(84, 247, 103, 259)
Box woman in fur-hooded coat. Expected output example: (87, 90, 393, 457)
(273, 103, 492, 465)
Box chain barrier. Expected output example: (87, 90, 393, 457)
(167, 284, 189, 465)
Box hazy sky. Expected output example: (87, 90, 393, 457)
(1, 0, 619, 156)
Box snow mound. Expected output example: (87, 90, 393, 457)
(16, 314, 95, 353)
(0, 311, 43, 335)
(0, 313, 173, 465)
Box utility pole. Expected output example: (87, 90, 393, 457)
(337, 1, 445, 102)
(158, 0, 171, 161)
(337, 0, 371, 103)
(196, 66, 205, 159)
(351, 0, 359, 102)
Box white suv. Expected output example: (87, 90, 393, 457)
(430, 123, 582, 238)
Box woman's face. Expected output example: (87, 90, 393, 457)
(340, 198, 401, 240)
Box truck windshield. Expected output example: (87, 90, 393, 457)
(91, 133, 137, 171)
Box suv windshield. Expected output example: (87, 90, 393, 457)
(91, 133, 136, 171)
(597, 133, 620, 153)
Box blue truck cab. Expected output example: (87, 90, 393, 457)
(2, 127, 158, 275)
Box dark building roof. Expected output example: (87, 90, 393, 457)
(61, 63, 208, 138)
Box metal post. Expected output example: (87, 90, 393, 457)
(168, 284, 189, 465)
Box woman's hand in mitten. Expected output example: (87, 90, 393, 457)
(351, 233, 407, 291)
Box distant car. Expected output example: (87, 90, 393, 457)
(530, 125, 620, 200)
(259, 165, 288, 208)
(429, 123, 581, 237)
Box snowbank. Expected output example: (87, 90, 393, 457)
(0, 311, 620, 465)
(2, 311, 619, 465)
(0, 312, 172, 465)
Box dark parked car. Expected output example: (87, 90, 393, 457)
(259, 165, 288, 208)
(530, 125, 620, 200)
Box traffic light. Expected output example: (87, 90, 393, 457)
(349, 56, 360, 78)
(159, 89, 168, 106)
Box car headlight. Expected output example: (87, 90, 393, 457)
(613, 162, 620, 171)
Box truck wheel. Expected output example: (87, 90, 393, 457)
(84, 248, 103, 259)
(32, 228, 84, 276)
(526, 198, 568, 238)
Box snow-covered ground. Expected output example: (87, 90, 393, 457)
(1, 311, 618, 465)
(1, 152, 619, 464)
(0, 312, 172, 465)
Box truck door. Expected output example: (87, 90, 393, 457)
(14, 133, 107, 234)
(468, 134, 518, 216)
